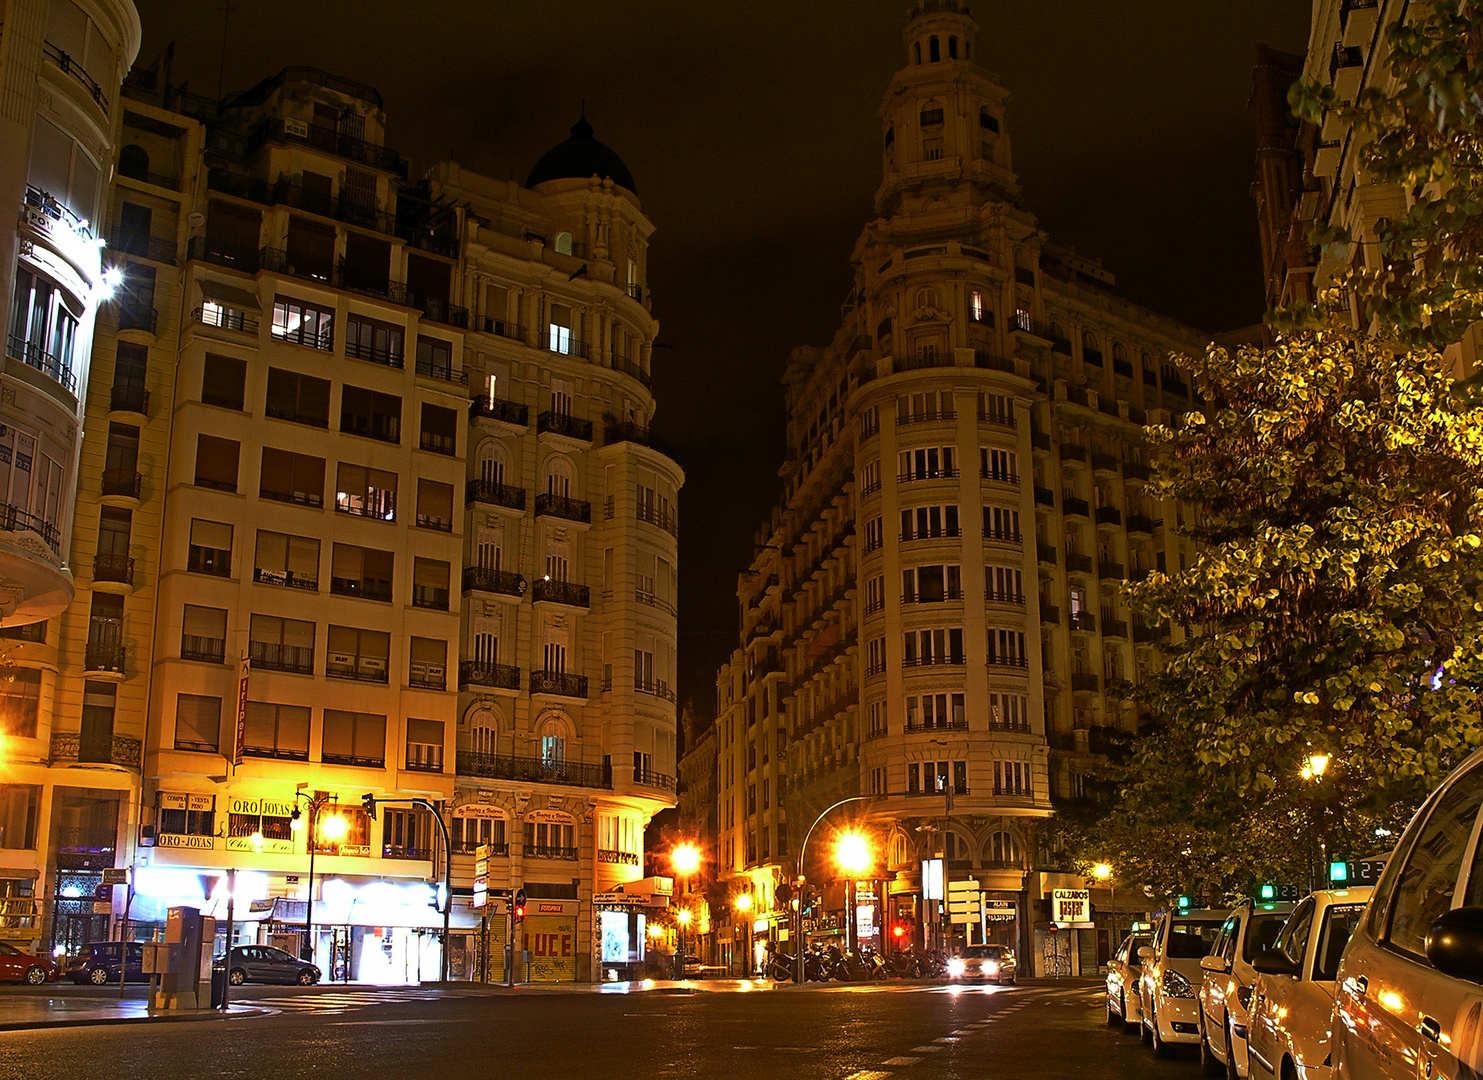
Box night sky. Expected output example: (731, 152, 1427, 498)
(133, 0, 1312, 717)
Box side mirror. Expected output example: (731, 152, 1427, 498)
(1200, 955, 1231, 974)
(1251, 949, 1302, 978)
(1426, 907, 1483, 983)
(1137, 946, 1154, 962)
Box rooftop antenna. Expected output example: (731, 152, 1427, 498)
(216, 1, 238, 101)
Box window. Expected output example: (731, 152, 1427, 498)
(271, 296, 334, 350)
(987, 627, 1028, 665)
(923, 139, 943, 161)
(383, 807, 435, 857)
(330, 543, 394, 603)
(453, 814, 506, 854)
(860, 459, 880, 494)
(335, 463, 397, 521)
(993, 760, 1031, 794)
(416, 336, 454, 380)
(340, 385, 402, 443)
(420, 403, 458, 456)
(0, 669, 41, 738)
(265, 368, 331, 427)
(863, 516, 884, 553)
(524, 820, 576, 857)
(1385, 767, 1483, 958)
(541, 731, 565, 767)
(412, 557, 450, 610)
(548, 303, 574, 354)
(193, 434, 239, 492)
(860, 405, 880, 439)
(897, 390, 953, 424)
(249, 614, 315, 674)
(866, 637, 887, 676)
(984, 504, 1020, 542)
(902, 564, 961, 603)
(321, 710, 387, 766)
(409, 637, 447, 690)
(405, 718, 444, 771)
(9, 267, 79, 382)
(326, 625, 390, 683)
(415, 478, 454, 533)
(969, 290, 985, 323)
(989, 691, 1030, 729)
(899, 446, 955, 481)
(980, 391, 1012, 425)
(174, 693, 222, 752)
(901, 504, 960, 540)
(253, 531, 319, 590)
(867, 700, 887, 738)
(864, 574, 886, 614)
(157, 793, 215, 839)
(903, 628, 965, 665)
(346, 314, 404, 367)
(187, 519, 232, 576)
(987, 565, 1023, 602)
(988, 830, 1020, 865)
(201, 353, 246, 410)
(906, 692, 966, 730)
(241, 703, 310, 760)
(980, 107, 1000, 133)
(181, 605, 227, 663)
(259, 447, 325, 507)
(982, 447, 1018, 482)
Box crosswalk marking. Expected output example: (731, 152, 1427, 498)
(881, 1057, 920, 1066)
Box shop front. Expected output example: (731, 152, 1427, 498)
(593, 880, 670, 981)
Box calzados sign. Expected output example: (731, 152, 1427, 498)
(1051, 888, 1090, 923)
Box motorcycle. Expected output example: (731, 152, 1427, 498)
(764, 949, 794, 982)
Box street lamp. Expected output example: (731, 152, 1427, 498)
(795, 796, 876, 984)
(1300, 751, 1333, 892)
(836, 832, 872, 875)
(291, 791, 344, 968)
(671, 844, 701, 979)
(734, 893, 753, 977)
(1091, 863, 1115, 951)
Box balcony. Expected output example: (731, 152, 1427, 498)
(465, 479, 526, 512)
(636, 502, 679, 537)
(1091, 452, 1120, 474)
(109, 231, 177, 265)
(1102, 616, 1130, 638)
(1031, 430, 1051, 451)
(905, 719, 968, 734)
(535, 492, 591, 524)
(408, 662, 446, 691)
(1040, 604, 1060, 624)
(84, 641, 126, 674)
(326, 656, 390, 684)
(1034, 486, 1054, 507)
(1127, 513, 1156, 535)
(1036, 543, 1057, 564)
(1095, 506, 1122, 527)
(187, 235, 261, 274)
(987, 654, 1030, 669)
(611, 355, 652, 388)
(532, 578, 590, 608)
(1065, 552, 1093, 573)
(92, 553, 134, 585)
(109, 383, 149, 415)
(180, 635, 226, 663)
(414, 355, 466, 384)
(252, 116, 407, 176)
(526, 845, 580, 861)
(253, 568, 317, 592)
(116, 302, 158, 335)
(985, 589, 1024, 606)
(463, 566, 526, 597)
(413, 295, 468, 328)
(634, 678, 678, 704)
(456, 750, 610, 789)
(330, 578, 393, 603)
(897, 408, 956, 427)
(537, 411, 593, 442)
(1059, 443, 1087, 463)
(633, 767, 678, 792)
(1099, 563, 1126, 581)
(1062, 496, 1090, 517)
(49, 732, 142, 770)
(529, 670, 588, 698)
(458, 660, 521, 691)
(1071, 673, 1100, 692)
(100, 468, 141, 499)
(249, 642, 315, 674)
(410, 586, 450, 611)
(6, 334, 76, 394)
(604, 422, 670, 455)
(469, 395, 529, 427)
(1124, 460, 1150, 482)
(1069, 610, 1096, 632)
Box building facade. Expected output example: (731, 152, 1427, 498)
(4, 57, 680, 983)
(712, 1, 1204, 977)
(0, 0, 140, 954)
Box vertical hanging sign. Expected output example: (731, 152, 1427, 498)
(233, 654, 251, 768)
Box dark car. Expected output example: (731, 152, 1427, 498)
(0, 943, 59, 984)
(217, 945, 320, 985)
(68, 941, 147, 985)
(948, 944, 1018, 984)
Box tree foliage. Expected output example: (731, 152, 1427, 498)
(1070, 5, 1483, 903)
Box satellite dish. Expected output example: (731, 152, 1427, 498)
(188, 211, 205, 229)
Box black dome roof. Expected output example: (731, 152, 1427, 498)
(526, 115, 636, 194)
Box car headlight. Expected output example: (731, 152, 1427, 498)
(1236, 985, 1254, 1011)
(984, 961, 999, 975)
(946, 958, 966, 977)
(1162, 970, 1195, 998)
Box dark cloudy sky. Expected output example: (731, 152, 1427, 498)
(133, 0, 1312, 715)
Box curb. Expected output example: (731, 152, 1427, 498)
(0, 1005, 273, 1032)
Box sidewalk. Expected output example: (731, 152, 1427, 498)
(0, 992, 269, 1032)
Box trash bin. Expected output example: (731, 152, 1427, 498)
(210, 966, 227, 1008)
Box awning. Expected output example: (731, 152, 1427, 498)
(198, 279, 262, 310)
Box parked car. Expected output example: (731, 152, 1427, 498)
(67, 941, 147, 985)
(217, 944, 320, 985)
(0, 942, 59, 984)
(1107, 930, 1154, 1031)
(1245, 886, 1372, 1080)
(946, 944, 1017, 984)
(1140, 907, 1232, 1058)
(1333, 746, 1483, 1079)
(1197, 900, 1293, 1078)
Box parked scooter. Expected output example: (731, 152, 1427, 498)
(764, 948, 794, 982)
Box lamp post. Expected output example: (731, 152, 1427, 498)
(290, 791, 344, 969)
(733, 892, 753, 976)
(670, 843, 700, 980)
(1300, 751, 1332, 893)
(1091, 863, 1114, 957)
(795, 795, 875, 984)
(836, 831, 872, 958)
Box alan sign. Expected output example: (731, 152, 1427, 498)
(1051, 888, 1090, 923)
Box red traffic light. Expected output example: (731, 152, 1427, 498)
(892, 924, 906, 938)
(515, 904, 525, 921)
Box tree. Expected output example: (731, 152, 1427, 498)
(1078, 5, 1483, 901)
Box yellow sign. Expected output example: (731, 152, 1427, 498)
(523, 914, 577, 981)
(228, 796, 296, 819)
(157, 834, 215, 850)
(225, 836, 294, 854)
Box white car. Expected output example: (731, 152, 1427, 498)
(1107, 930, 1154, 1031)
(1247, 886, 1374, 1080)
(1140, 907, 1231, 1058)
(1197, 900, 1293, 1078)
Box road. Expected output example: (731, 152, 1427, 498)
(0, 979, 1201, 1079)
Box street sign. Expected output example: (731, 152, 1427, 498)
(984, 900, 1016, 922)
(948, 880, 982, 924)
(102, 868, 129, 886)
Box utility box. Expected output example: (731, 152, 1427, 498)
(152, 906, 212, 1010)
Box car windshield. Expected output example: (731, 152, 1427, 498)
(264, 948, 292, 962)
(1312, 903, 1368, 981)
(962, 946, 1004, 959)
(1166, 920, 1225, 958)
(1245, 913, 1288, 961)
(0, 943, 20, 955)
(1127, 934, 1152, 962)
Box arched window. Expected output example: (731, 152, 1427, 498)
(1082, 331, 1103, 365)
(946, 830, 973, 864)
(948, 35, 958, 59)
(118, 145, 149, 182)
(554, 231, 573, 256)
(545, 454, 575, 498)
(969, 289, 984, 323)
(465, 706, 502, 756)
(477, 441, 506, 485)
(988, 830, 1021, 866)
(915, 285, 941, 312)
(889, 832, 910, 868)
(929, 35, 940, 62)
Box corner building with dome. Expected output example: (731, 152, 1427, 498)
(710, 2, 1205, 977)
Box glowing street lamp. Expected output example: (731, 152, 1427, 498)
(319, 814, 349, 843)
(835, 832, 872, 875)
(733, 893, 753, 913)
(676, 908, 693, 926)
(1299, 751, 1334, 892)
(1090, 863, 1116, 944)
(670, 844, 701, 980)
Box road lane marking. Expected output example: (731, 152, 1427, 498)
(911, 1045, 941, 1053)
(845, 1071, 893, 1080)
(933, 1036, 960, 1044)
(881, 1057, 920, 1066)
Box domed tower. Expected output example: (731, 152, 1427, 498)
(526, 114, 638, 195)
(878, 0, 1018, 217)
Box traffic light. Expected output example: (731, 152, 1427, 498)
(892, 924, 907, 939)
(1259, 883, 1276, 900)
(361, 793, 377, 820)
(514, 900, 525, 921)
(1329, 860, 1349, 883)
(514, 887, 526, 922)
(1177, 895, 1191, 911)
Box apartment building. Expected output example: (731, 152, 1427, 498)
(709, 0, 1204, 977)
(0, 0, 140, 955)
(5, 56, 680, 983)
